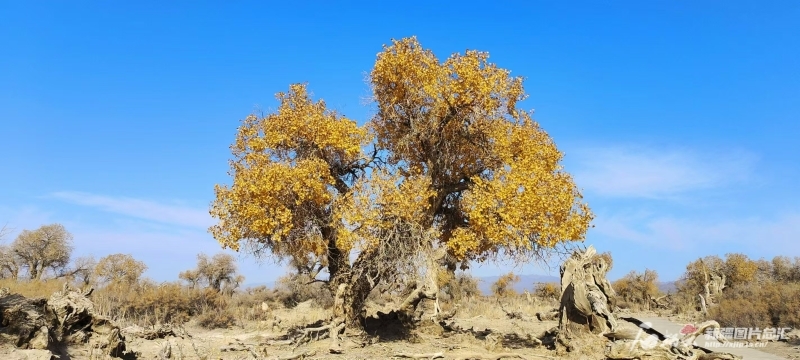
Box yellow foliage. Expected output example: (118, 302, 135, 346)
(210, 83, 369, 259)
(724, 253, 758, 287)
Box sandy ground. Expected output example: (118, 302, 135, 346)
(1, 301, 797, 360)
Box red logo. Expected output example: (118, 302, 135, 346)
(680, 324, 698, 334)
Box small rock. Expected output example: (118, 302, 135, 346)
(29, 326, 49, 350)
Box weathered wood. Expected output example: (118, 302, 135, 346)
(606, 318, 742, 360)
(0, 284, 127, 357)
(557, 245, 618, 339)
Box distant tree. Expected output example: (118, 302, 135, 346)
(772, 256, 793, 282)
(11, 224, 73, 280)
(94, 253, 147, 286)
(677, 255, 725, 297)
(178, 269, 201, 289)
(0, 245, 20, 279)
(723, 253, 758, 288)
(181, 253, 242, 293)
(613, 269, 660, 309)
(0, 225, 17, 279)
(58, 255, 97, 285)
(0, 224, 9, 241)
(491, 272, 520, 297)
(534, 282, 560, 299)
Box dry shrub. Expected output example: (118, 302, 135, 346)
(457, 293, 556, 320)
(0, 278, 68, 298)
(275, 273, 333, 309)
(441, 272, 480, 303)
(533, 282, 559, 299)
(709, 297, 770, 328)
(92, 280, 230, 326)
(612, 269, 660, 311)
(227, 285, 282, 323)
(197, 309, 237, 329)
(491, 272, 520, 298)
(709, 282, 800, 328)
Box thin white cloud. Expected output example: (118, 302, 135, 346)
(50, 191, 213, 229)
(593, 211, 800, 254)
(570, 146, 756, 199)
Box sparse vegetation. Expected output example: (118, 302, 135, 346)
(2, 222, 794, 360)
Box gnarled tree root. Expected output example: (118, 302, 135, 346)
(0, 284, 127, 357)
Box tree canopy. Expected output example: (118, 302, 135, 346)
(9, 223, 73, 280)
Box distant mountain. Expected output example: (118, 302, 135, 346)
(657, 281, 677, 294)
(477, 274, 560, 295)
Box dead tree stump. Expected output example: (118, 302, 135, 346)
(557, 245, 618, 341)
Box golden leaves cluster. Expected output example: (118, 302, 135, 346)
(449, 118, 593, 260)
(210, 84, 367, 257)
(370, 36, 524, 171)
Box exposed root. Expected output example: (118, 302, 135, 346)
(438, 319, 494, 339)
(392, 352, 555, 360)
(0, 283, 127, 357)
(290, 320, 342, 348)
(607, 318, 742, 360)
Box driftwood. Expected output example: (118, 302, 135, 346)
(0, 283, 127, 357)
(650, 294, 671, 310)
(557, 245, 618, 339)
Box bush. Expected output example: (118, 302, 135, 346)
(533, 282, 559, 299)
(707, 282, 800, 329)
(275, 273, 333, 309)
(440, 272, 480, 303)
(709, 297, 770, 328)
(197, 309, 237, 329)
(491, 273, 519, 298)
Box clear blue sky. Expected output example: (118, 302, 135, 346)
(2, 1, 798, 285)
